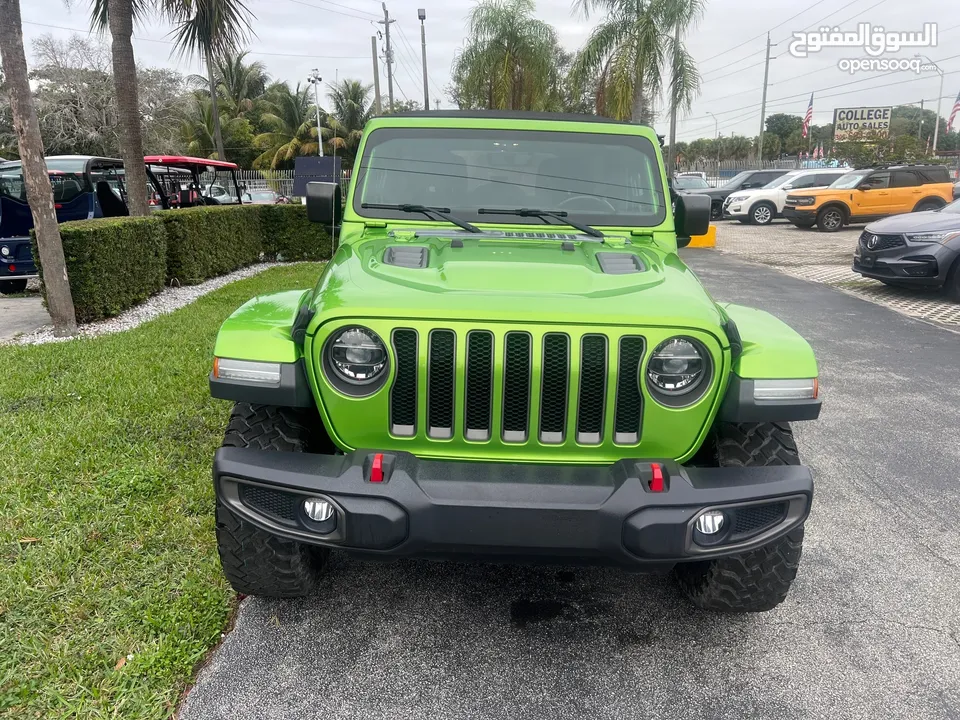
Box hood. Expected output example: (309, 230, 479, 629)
(309, 231, 726, 333)
(866, 211, 960, 234)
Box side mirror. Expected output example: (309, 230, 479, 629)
(674, 192, 711, 247)
(782, 184, 794, 190)
(306, 181, 342, 225)
(858, 184, 872, 191)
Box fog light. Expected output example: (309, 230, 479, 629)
(303, 498, 334, 522)
(695, 510, 725, 535)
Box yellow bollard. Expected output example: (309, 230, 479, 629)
(687, 224, 716, 248)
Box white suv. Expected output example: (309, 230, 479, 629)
(723, 168, 852, 225)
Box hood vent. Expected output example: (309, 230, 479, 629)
(596, 252, 646, 275)
(384, 246, 429, 268)
(502, 231, 578, 240)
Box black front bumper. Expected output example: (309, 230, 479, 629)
(782, 207, 816, 223)
(215, 448, 813, 569)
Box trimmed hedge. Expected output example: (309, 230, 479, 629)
(259, 204, 332, 261)
(161, 205, 263, 285)
(32, 216, 167, 323)
(33, 203, 332, 323)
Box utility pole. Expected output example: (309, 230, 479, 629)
(371, 36, 382, 115)
(333, 69, 339, 184)
(915, 56, 945, 153)
(308, 69, 324, 157)
(435, 99, 440, 111)
(418, 9, 429, 110)
(379, 2, 395, 113)
(706, 112, 719, 167)
(666, 18, 681, 175)
(757, 32, 772, 163)
(918, 99, 925, 140)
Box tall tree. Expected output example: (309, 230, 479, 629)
(0, 0, 77, 335)
(253, 82, 321, 169)
(168, 0, 254, 161)
(571, 0, 703, 123)
(325, 78, 372, 166)
(451, 0, 562, 111)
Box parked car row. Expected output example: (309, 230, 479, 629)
(673, 163, 960, 301)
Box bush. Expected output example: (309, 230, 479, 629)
(259, 204, 332, 261)
(160, 205, 262, 285)
(32, 216, 167, 323)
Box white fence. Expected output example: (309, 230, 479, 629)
(234, 169, 351, 198)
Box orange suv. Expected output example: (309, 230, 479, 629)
(783, 164, 954, 232)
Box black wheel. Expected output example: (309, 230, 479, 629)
(816, 206, 844, 232)
(0, 279, 28, 294)
(711, 201, 723, 220)
(913, 200, 943, 213)
(749, 202, 776, 226)
(215, 403, 331, 598)
(674, 422, 805, 613)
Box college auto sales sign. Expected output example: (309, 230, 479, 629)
(832, 107, 893, 141)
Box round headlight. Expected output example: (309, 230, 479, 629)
(327, 326, 387, 385)
(646, 337, 705, 395)
(0, 246, 9, 257)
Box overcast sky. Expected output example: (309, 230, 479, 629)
(19, 0, 960, 142)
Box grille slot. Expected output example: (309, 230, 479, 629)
(577, 335, 607, 444)
(240, 484, 297, 524)
(502, 332, 531, 442)
(614, 337, 645, 444)
(732, 502, 788, 537)
(539, 334, 569, 443)
(427, 330, 456, 439)
(390, 329, 418, 436)
(464, 331, 494, 441)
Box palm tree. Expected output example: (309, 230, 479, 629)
(181, 91, 248, 157)
(570, 0, 703, 123)
(253, 82, 323, 169)
(0, 0, 77, 335)
(325, 79, 371, 167)
(211, 49, 269, 119)
(451, 0, 562, 111)
(167, 0, 254, 161)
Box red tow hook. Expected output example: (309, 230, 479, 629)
(370, 453, 385, 483)
(649, 463, 665, 493)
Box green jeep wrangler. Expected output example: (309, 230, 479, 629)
(209, 112, 820, 613)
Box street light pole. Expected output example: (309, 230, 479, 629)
(418, 8, 429, 110)
(308, 69, 323, 157)
(917, 54, 944, 154)
(706, 111, 719, 166)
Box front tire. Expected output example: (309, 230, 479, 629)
(674, 422, 805, 612)
(816, 206, 845, 232)
(215, 403, 331, 598)
(750, 202, 776, 225)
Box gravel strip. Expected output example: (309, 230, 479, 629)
(6, 263, 287, 346)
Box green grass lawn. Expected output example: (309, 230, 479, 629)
(0, 264, 322, 719)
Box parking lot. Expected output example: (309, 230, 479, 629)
(713, 220, 960, 328)
(179, 248, 960, 720)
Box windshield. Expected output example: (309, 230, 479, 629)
(354, 127, 666, 227)
(721, 171, 753, 190)
(830, 171, 870, 189)
(763, 171, 802, 189)
(674, 176, 710, 190)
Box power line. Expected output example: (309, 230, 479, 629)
(20, 19, 367, 59)
(283, 0, 377, 22)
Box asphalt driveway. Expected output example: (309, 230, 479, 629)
(179, 251, 960, 720)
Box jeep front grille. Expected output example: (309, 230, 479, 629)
(389, 328, 645, 446)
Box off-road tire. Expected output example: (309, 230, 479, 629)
(816, 206, 845, 232)
(749, 201, 776, 225)
(711, 201, 723, 220)
(0, 279, 28, 294)
(215, 403, 330, 598)
(675, 422, 804, 612)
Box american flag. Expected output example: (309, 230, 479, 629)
(948, 90, 960, 133)
(802, 93, 814, 138)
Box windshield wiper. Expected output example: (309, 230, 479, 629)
(361, 203, 481, 233)
(477, 207, 604, 239)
